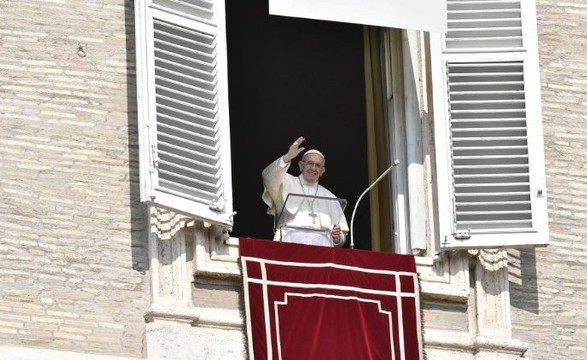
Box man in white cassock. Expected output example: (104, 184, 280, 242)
(262, 136, 349, 247)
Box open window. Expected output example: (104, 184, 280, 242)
(136, 0, 371, 244)
(431, 0, 549, 248)
(134, 0, 441, 253)
(135, 0, 548, 255)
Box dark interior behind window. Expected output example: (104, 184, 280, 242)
(225, 0, 373, 249)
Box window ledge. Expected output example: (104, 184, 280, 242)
(415, 251, 471, 300)
(425, 329, 529, 357)
(145, 305, 244, 330)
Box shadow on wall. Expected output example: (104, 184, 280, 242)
(508, 248, 539, 314)
(125, 0, 150, 274)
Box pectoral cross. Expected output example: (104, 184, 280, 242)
(308, 212, 318, 224)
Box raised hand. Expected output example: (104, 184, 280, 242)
(283, 136, 306, 163)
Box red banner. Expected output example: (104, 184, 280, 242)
(240, 238, 422, 360)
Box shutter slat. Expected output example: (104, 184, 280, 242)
(159, 156, 221, 183)
(454, 155, 528, 160)
(155, 26, 215, 54)
(454, 182, 529, 188)
(158, 113, 219, 139)
(159, 149, 220, 175)
(152, 0, 214, 24)
(156, 94, 217, 122)
(157, 130, 221, 163)
(448, 19, 521, 27)
(453, 164, 529, 170)
(157, 103, 217, 128)
(456, 220, 532, 230)
(455, 173, 527, 181)
(452, 117, 525, 122)
(159, 164, 221, 188)
(457, 210, 531, 216)
(453, 135, 527, 141)
(456, 191, 530, 197)
(451, 90, 524, 96)
(456, 199, 531, 205)
(156, 73, 216, 99)
(154, 48, 217, 81)
(157, 180, 219, 202)
(453, 127, 527, 133)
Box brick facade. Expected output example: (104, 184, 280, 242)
(0, 0, 148, 357)
(508, 1, 587, 358)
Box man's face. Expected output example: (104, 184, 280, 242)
(298, 153, 325, 184)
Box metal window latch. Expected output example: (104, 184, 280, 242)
(209, 197, 225, 212)
(537, 189, 545, 197)
(454, 228, 471, 240)
(151, 145, 159, 165)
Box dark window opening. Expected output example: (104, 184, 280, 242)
(225, 0, 373, 249)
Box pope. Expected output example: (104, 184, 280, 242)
(261, 136, 349, 247)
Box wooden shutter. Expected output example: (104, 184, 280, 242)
(432, 0, 548, 248)
(136, 0, 234, 227)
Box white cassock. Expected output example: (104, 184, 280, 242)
(262, 157, 349, 247)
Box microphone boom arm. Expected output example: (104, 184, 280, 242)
(350, 160, 400, 249)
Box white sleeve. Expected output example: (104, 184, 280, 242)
(261, 157, 291, 214)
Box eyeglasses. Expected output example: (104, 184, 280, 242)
(301, 161, 324, 169)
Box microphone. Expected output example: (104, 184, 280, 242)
(350, 160, 400, 249)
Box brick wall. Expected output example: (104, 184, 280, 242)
(509, 0, 587, 359)
(0, 0, 149, 357)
